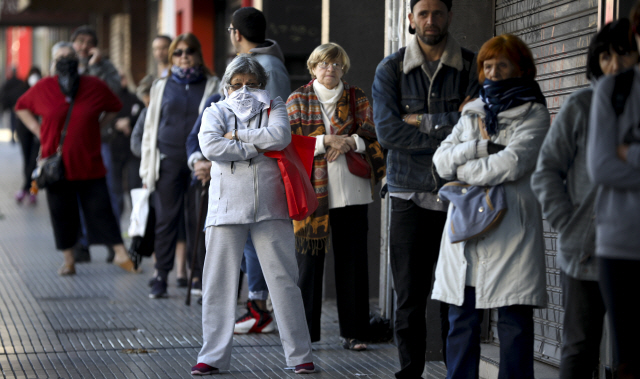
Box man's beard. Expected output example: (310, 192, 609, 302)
(417, 25, 448, 46)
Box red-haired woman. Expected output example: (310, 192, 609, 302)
(431, 34, 550, 378)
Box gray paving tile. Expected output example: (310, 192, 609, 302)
(0, 140, 441, 378)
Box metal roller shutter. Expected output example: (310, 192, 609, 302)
(491, 0, 598, 366)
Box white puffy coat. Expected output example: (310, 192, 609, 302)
(431, 98, 550, 308)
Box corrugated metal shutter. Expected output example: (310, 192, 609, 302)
(491, 0, 598, 366)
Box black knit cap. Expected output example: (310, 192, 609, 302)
(409, 0, 452, 34)
(232, 7, 266, 44)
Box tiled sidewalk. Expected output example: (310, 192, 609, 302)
(0, 137, 446, 379)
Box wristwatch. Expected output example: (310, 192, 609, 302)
(416, 114, 423, 126)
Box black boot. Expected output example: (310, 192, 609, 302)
(73, 243, 91, 263)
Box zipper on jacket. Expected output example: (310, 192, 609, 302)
(253, 163, 258, 222)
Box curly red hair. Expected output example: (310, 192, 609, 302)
(477, 34, 536, 82)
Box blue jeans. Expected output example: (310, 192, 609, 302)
(446, 287, 534, 379)
(240, 232, 268, 301)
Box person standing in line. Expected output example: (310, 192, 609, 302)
(286, 42, 386, 350)
(587, 3, 640, 377)
(432, 34, 550, 379)
(372, 0, 479, 377)
(1, 67, 28, 145)
(70, 25, 122, 263)
(106, 73, 145, 233)
(14, 42, 136, 276)
(9, 67, 40, 204)
(140, 33, 220, 299)
(191, 54, 314, 376)
(227, 6, 292, 334)
(532, 19, 638, 379)
(152, 35, 172, 78)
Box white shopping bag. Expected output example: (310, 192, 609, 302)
(128, 188, 150, 238)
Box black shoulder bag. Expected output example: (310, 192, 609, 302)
(34, 100, 75, 189)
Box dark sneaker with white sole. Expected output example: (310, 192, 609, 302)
(149, 276, 168, 299)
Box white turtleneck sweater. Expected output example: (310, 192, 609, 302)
(312, 80, 372, 209)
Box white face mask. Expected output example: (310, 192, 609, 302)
(224, 86, 271, 122)
(27, 74, 40, 87)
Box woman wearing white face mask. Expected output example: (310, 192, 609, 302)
(191, 54, 315, 376)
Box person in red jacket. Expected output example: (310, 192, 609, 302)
(15, 41, 137, 276)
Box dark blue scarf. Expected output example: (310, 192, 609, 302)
(479, 77, 546, 135)
(170, 65, 205, 84)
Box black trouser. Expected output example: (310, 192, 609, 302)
(296, 204, 370, 343)
(560, 271, 605, 379)
(389, 197, 448, 379)
(109, 146, 141, 219)
(186, 181, 208, 281)
(46, 178, 123, 250)
(599, 257, 640, 378)
(153, 157, 191, 280)
(15, 117, 39, 191)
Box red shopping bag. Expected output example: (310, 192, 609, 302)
(265, 134, 318, 221)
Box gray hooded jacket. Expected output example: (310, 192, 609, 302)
(531, 88, 597, 280)
(199, 97, 291, 227)
(250, 40, 291, 101)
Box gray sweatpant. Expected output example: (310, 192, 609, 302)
(197, 219, 313, 369)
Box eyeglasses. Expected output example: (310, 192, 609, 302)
(227, 27, 237, 34)
(172, 47, 196, 57)
(229, 83, 262, 91)
(317, 62, 343, 70)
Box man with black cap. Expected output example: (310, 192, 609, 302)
(372, 0, 479, 377)
(228, 7, 291, 100)
(226, 6, 291, 336)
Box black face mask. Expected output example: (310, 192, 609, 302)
(56, 57, 80, 99)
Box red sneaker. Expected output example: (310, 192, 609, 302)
(234, 300, 275, 334)
(294, 362, 315, 374)
(191, 363, 219, 375)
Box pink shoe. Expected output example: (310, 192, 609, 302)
(28, 193, 37, 205)
(294, 362, 315, 374)
(191, 363, 219, 375)
(15, 190, 26, 203)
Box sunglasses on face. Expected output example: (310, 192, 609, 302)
(173, 47, 196, 57)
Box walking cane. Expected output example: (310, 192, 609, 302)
(186, 183, 208, 306)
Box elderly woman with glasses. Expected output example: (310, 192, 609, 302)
(140, 32, 220, 299)
(191, 54, 314, 376)
(286, 43, 385, 351)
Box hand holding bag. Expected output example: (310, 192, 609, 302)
(33, 101, 74, 189)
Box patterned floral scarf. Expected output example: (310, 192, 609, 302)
(286, 80, 385, 255)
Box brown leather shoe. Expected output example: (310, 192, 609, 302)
(58, 263, 76, 276)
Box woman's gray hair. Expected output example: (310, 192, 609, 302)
(51, 41, 75, 60)
(221, 54, 268, 91)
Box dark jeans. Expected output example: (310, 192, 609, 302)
(296, 204, 370, 343)
(109, 146, 141, 221)
(446, 287, 534, 379)
(46, 178, 123, 250)
(389, 197, 449, 379)
(153, 157, 191, 280)
(560, 271, 605, 379)
(15, 118, 39, 191)
(599, 257, 640, 378)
